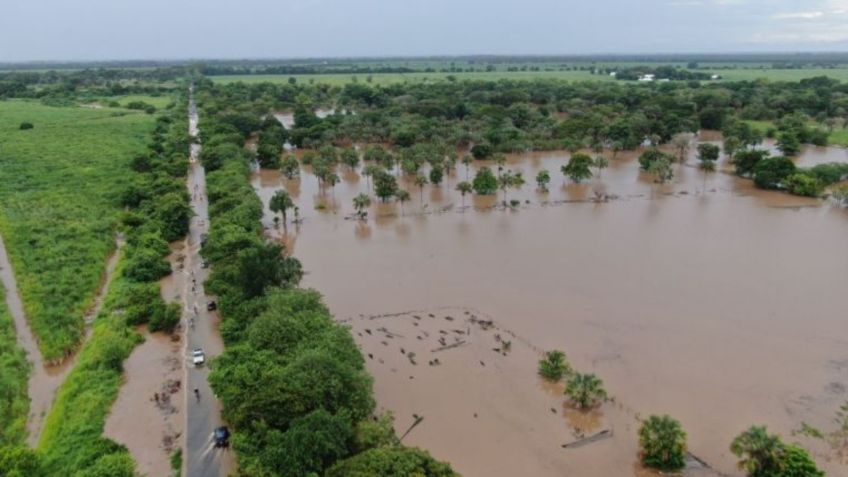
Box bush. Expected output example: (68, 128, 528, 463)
(326, 446, 458, 477)
(472, 167, 498, 195)
(784, 173, 823, 197)
(538, 350, 571, 381)
(639, 415, 687, 471)
(18, 122, 33, 130)
(753, 156, 796, 190)
(470, 143, 493, 159)
(149, 302, 181, 333)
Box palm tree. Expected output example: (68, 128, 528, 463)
(462, 154, 473, 180)
(538, 350, 571, 382)
(269, 189, 294, 229)
(326, 172, 340, 200)
(594, 155, 609, 178)
(494, 153, 507, 179)
(730, 426, 785, 477)
(699, 157, 716, 193)
(564, 373, 607, 409)
(671, 132, 693, 163)
(414, 174, 428, 203)
(396, 189, 410, 216)
(639, 415, 687, 471)
(456, 181, 472, 207)
(362, 164, 382, 190)
(353, 193, 371, 219)
(499, 170, 524, 206)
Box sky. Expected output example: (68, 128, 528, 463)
(2, 0, 848, 62)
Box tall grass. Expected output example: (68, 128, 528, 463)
(0, 100, 154, 360)
(0, 290, 29, 446)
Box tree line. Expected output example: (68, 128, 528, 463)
(194, 84, 457, 477)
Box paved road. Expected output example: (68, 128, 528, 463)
(184, 87, 235, 477)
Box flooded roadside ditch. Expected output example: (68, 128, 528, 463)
(0, 232, 124, 446)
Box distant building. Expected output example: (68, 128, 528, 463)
(637, 74, 655, 82)
(609, 72, 617, 77)
(710, 74, 722, 80)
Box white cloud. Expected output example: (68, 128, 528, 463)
(772, 11, 824, 19)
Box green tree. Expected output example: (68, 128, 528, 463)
(341, 148, 360, 170)
(414, 174, 429, 203)
(362, 164, 383, 190)
(499, 170, 524, 205)
(730, 426, 785, 477)
(562, 153, 594, 183)
(472, 167, 498, 195)
(734, 149, 770, 177)
(564, 373, 607, 409)
(429, 164, 444, 187)
(280, 155, 300, 179)
(647, 156, 674, 185)
(456, 181, 473, 206)
(639, 415, 687, 471)
(269, 189, 294, 227)
(374, 171, 398, 202)
(671, 133, 693, 162)
(784, 174, 823, 197)
(396, 189, 411, 216)
(353, 193, 372, 219)
(753, 156, 796, 190)
(777, 131, 801, 156)
(538, 350, 571, 381)
(594, 156, 609, 178)
(536, 169, 551, 191)
(461, 154, 473, 180)
(326, 446, 458, 477)
(697, 143, 721, 163)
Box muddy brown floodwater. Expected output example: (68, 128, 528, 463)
(104, 242, 187, 477)
(252, 131, 848, 476)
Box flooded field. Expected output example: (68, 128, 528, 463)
(252, 131, 848, 476)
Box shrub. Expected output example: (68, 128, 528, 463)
(564, 373, 607, 409)
(753, 156, 796, 190)
(18, 122, 33, 130)
(639, 415, 687, 471)
(326, 446, 458, 477)
(149, 302, 181, 333)
(472, 167, 498, 195)
(784, 173, 823, 197)
(538, 350, 571, 381)
(470, 143, 493, 159)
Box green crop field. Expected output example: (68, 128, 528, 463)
(0, 100, 154, 360)
(210, 66, 848, 86)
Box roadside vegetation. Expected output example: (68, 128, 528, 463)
(0, 100, 159, 360)
(36, 97, 188, 476)
(195, 84, 456, 476)
(0, 79, 189, 475)
(0, 294, 29, 446)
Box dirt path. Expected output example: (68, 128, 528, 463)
(0, 231, 124, 447)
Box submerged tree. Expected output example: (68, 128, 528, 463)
(564, 373, 607, 409)
(269, 190, 294, 228)
(396, 189, 411, 216)
(639, 415, 687, 472)
(353, 193, 371, 220)
(456, 181, 473, 207)
(536, 169, 551, 191)
(538, 350, 571, 382)
(414, 174, 429, 203)
(562, 153, 594, 183)
(461, 154, 473, 180)
(280, 155, 300, 179)
(472, 167, 498, 195)
(373, 170, 398, 202)
(594, 155, 609, 178)
(730, 426, 785, 477)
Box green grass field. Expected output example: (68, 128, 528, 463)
(0, 288, 29, 446)
(0, 100, 154, 360)
(211, 67, 848, 86)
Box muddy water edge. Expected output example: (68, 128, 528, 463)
(251, 127, 848, 477)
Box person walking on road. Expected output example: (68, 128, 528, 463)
(194, 388, 200, 402)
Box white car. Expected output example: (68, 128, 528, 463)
(192, 348, 206, 366)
